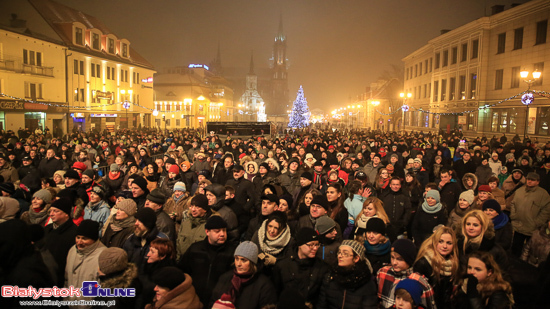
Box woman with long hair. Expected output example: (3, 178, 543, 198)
(404, 172, 423, 211)
(414, 226, 460, 308)
(457, 209, 508, 269)
(453, 251, 514, 308)
(251, 212, 294, 268)
(354, 196, 390, 238)
(375, 168, 391, 195)
(298, 188, 322, 217)
(327, 183, 350, 239)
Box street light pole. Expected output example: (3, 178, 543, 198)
(400, 92, 412, 135)
(520, 69, 541, 139)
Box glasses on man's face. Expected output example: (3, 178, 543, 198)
(305, 242, 321, 249)
(337, 250, 353, 257)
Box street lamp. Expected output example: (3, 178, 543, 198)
(400, 92, 412, 134)
(520, 69, 541, 138)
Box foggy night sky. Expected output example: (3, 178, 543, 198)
(54, 0, 521, 112)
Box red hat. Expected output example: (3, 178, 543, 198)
(239, 153, 246, 159)
(328, 145, 335, 150)
(478, 185, 492, 193)
(168, 165, 180, 174)
(72, 161, 87, 171)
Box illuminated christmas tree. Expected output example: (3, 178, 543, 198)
(288, 85, 310, 128)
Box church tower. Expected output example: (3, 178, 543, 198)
(269, 15, 289, 115)
(241, 51, 266, 121)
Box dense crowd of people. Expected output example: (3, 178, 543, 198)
(0, 126, 549, 309)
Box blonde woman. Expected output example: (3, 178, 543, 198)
(413, 226, 459, 308)
(354, 196, 390, 238)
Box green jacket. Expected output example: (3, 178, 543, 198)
(511, 185, 550, 236)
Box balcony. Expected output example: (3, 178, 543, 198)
(0, 58, 54, 77)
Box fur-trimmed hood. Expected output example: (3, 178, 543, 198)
(244, 160, 259, 176)
(265, 158, 280, 172)
(239, 155, 254, 166)
(0, 197, 20, 222)
(99, 263, 138, 289)
(462, 173, 478, 190)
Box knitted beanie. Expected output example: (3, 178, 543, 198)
(33, 189, 52, 204)
(131, 176, 149, 193)
(391, 239, 417, 267)
(478, 185, 492, 193)
(91, 186, 105, 199)
(64, 169, 81, 180)
(110, 163, 120, 172)
(296, 227, 319, 247)
(50, 197, 73, 215)
(395, 279, 424, 306)
(168, 165, 180, 174)
(173, 182, 186, 192)
(191, 194, 209, 210)
(117, 199, 137, 217)
(82, 169, 95, 179)
(152, 267, 186, 290)
(340, 239, 366, 261)
(0, 182, 15, 195)
(311, 195, 329, 211)
(76, 220, 99, 241)
(315, 215, 336, 235)
(366, 217, 386, 235)
(98, 247, 128, 275)
(205, 215, 228, 230)
(300, 171, 313, 181)
(72, 161, 87, 171)
(459, 190, 475, 205)
(134, 207, 156, 230)
(234, 241, 258, 264)
(146, 188, 165, 205)
(426, 190, 440, 203)
(482, 199, 502, 214)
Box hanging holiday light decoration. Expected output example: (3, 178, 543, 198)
(122, 101, 131, 109)
(521, 92, 534, 105)
(401, 104, 409, 112)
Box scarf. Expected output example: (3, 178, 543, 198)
(173, 193, 185, 203)
(224, 269, 254, 303)
(110, 215, 136, 232)
(332, 261, 372, 290)
(108, 172, 121, 180)
(492, 213, 509, 230)
(27, 205, 50, 224)
(422, 201, 443, 214)
(258, 220, 291, 256)
(425, 250, 453, 277)
(364, 240, 391, 256)
(454, 206, 471, 218)
(378, 178, 390, 189)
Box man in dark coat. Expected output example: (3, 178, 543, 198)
(438, 169, 462, 212)
(212, 155, 234, 185)
(226, 164, 257, 214)
(64, 169, 89, 205)
(453, 151, 477, 185)
(42, 198, 78, 287)
(17, 156, 37, 181)
(144, 188, 176, 242)
(204, 184, 239, 242)
(380, 177, 411, 242)
(38, 149, 64, 178)
(244, 194, 279, 241)
(273, 227, 330, 306)
(179, 216, 236, 305)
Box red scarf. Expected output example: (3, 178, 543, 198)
(226, 269, 254, 303)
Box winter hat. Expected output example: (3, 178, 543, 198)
(64, 169, 81, 180)
(173, 182, 186, 192)
(259, 162, 270, 170)
(72, 161, 87, 171)
(413, 158, 422, 164)
(261, 194, 280, 205)
(385, 164, 394, 172)
(478, 185, 492, 193)
(33, 189, 52, 204)
(146, 188, 165, 205)
(0, 182, 15, 195)
(296, 227, 319, 246)
(395, 279, 424, 306)
(435, 156, 442, 162)
(311, 194, 329, 211)
(180, 161, 191, 170)
(407, 158, 415, 165)
(482, 199, 502, 214)
(366, 217, 386, 235)
(191, 194, 209, 210)
(76, 220, 99, 241)
(426, 190, 440, 203)
(165, 158, 176, 165)
(116, 199, 137, 217)
(110, 163, 120, 172)
(391, 239, 417, 267)
(459, 190, 475, 205)
(390, 153, 399, 160)
(511, 168, 524, 175)
(234, 241, 259, 264)
(526, 172, 540, 181)
(340, 239, 366, 261)
(279, 194, 294, 210)
(91, 186, 105, 199)
(205, 215, 228, 230)
(505, 153, 515, 160)
(168, 164, 180, 174)
(50, 197, 73, 215)
(152, 267, 186, 290)
(54, 170, 66, 179)
(134, 207, 156, 230)
(131, 176, 149, 193)
(300, 171, 313, 181)
(313, 161, 324, 167)
(98, 247, 128, 276)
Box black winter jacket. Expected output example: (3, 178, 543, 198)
(42, 219, 77, 287)
(209, 270, 278, 309)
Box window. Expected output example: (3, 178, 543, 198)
(121, 69, 124, 82)
(461, 43, 468, 62)
(108, 38, 115, 54)
(24, 82, 42, 100)
(36, 52, 41, 66)
(29, 51, 35, 65)
(435, 53, 440, 69)
(79, 61, 84, 75)
(424, 84, 427, 98)
(424, 60, 428, 74)
(459, 75, 466, 100)
(472, 39, 479, 59)
(419, 62, 422, 76)
(74, 88, 79, 102)
(441, 79, 447, 101)
(125, 70, 128, 82)
(495, 69, 503, 90)
(75, 28, 83, 45)
(429, 58, 433, 72)
(433, 80, 439, 101)
(451, 47, 457, 64)
(415, 64, 418, 77)
(514, 28, 523, 50)
(442, 50, 448, 67)
(107, 67, 110, 79)
(449, 77, 456, 100)
(122, 43, 128, 57)
(74, 60, 78, 74)
(533, 62, 544, 86)
(406, 68, 409, 80)
(500, 111, 508, 132)
(80, 89, 85, 102)
(537, 107, 550, 135)
(511, 67, 520, 88)
(470, 74, 477, 99)
(497, 33, 506, 54)
(91, 63, 95, 77)
(92, 33, 100, 50)
(96, 64, 100, 78)
(136, 72, 139, 84)
(491, 112, 499, 132)
(111, 68, 115, 80)
(468, 112, 477, 131)
(509, 108, 518, 133)
(23, 49, 28, 64)
(536, 20, 548, 45)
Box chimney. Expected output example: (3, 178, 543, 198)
(10, 14, 27, 28)
(440, 29, 451, 35)
(491, 5, 505, 15)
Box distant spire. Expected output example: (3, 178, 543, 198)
(276, 14, 285, 42)
(216, 42, 222, 66)
(249, 50, 255, 75)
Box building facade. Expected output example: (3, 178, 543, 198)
(240, 53, 267, 122)
(403, 0, 550, 140)
(0, 0, 155, 135)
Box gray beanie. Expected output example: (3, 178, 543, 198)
(340, 239, 366, 261)
(234, 241, 258, 264)
(459, 189, 475, 205)
(315, 215, 336, 235)
(505, 153, 515, 160)
(33, 189, 52, 204)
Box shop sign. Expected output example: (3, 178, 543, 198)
(458, 115, 467, 125)
(0, 100, 24, 109)
(71, 113, 85, 118)
(95, 91, 113, 100)
(91, 113, 117, 117)
(24, 102, 48, 110)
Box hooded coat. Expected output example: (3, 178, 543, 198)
(0, 196, 20, 223)
(144, 274, 202, 309)
(510, 185, 550, 236)
(65, 241, 106, 304)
